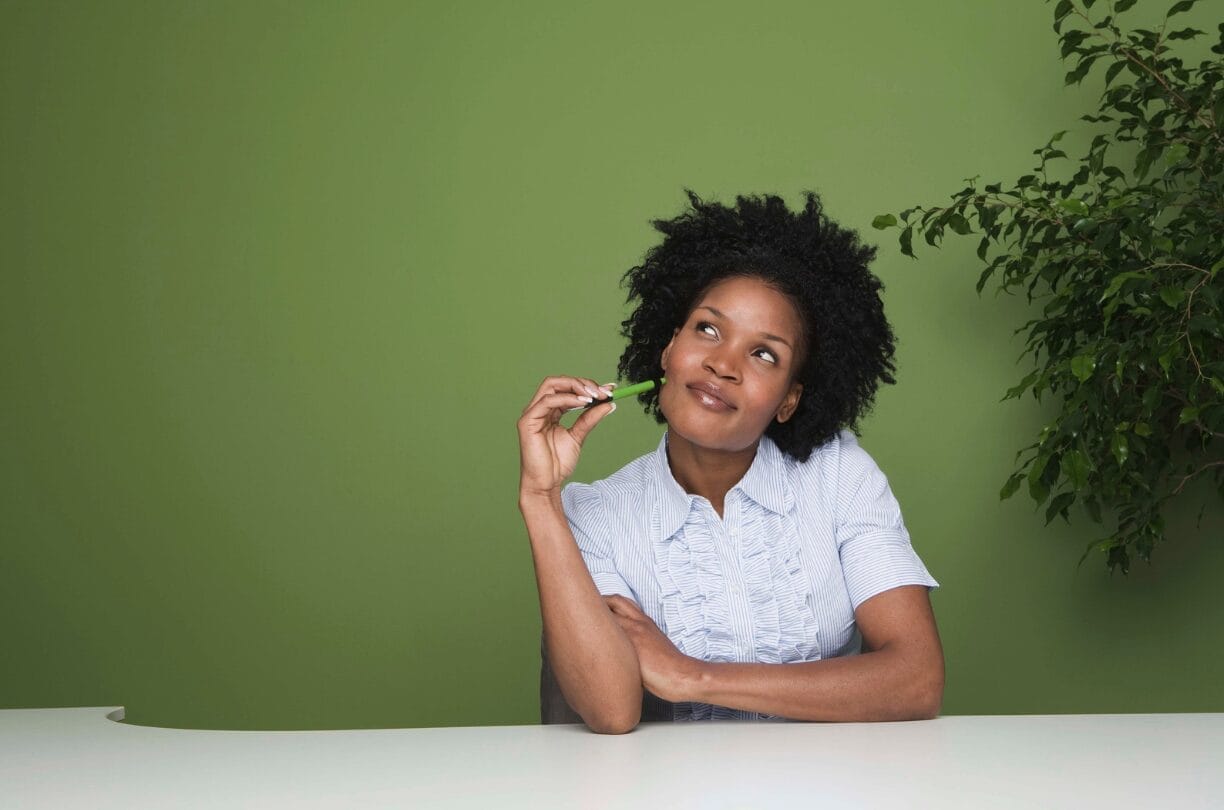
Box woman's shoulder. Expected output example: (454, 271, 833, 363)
(786, 428, 871, 476)
(800, 427, 864, 459)
(560, 437, 664, 520)
(777, 429, 895, 513)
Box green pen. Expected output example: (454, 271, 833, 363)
(578, 377, 666, 410)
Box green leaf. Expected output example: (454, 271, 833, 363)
(1166, 27, 1205, 40)
(1134, 144, 1161, 181)
(1179, 406, 1200, 425)
(899, 226, 914, 258)
(1111, 433, 1129, 467)
(1188, 315, 1215, 335)
(1133, 422, 1152, 437)
(1057, 198, 1090, 216)
(1028, 454, 1053, 504)
(1071, 354, 1097, 382)
(872, 214, 897, 230)
(1160, 144, 1189, 167)
(1159, 286, 1186, 308)
(1062, 450, 1092, 491)
(1099, 271, 1145, 302)
(1065, 61, 1094, 85)
(1143, 385, 1162, 412)
(1130, 28, 1160, 50)
(976, 261, 1001, 294)
(1003, 369, 1041, 401)
(1053, 0, 1074, 29)
(1166, 0, 1198, 17)
(948, 213, 972, 235)
(1060, 31, 1090, 57)
(1000, 473, 1024, 500)
(1115, 0, 1138, 10)
(1045, 492, 1076, 525)
(1158, 344, 1177, 374)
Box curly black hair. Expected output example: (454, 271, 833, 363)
(617, 189, 897, 463)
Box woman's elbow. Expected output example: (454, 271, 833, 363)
(912, 685, 943, 720)
(577, 681, 642, 734)
(910, 662, 945, 720)
(584, 709, 640, 735)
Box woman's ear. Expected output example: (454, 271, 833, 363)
(775, 381, 803, 424)
(660, 327, 680, 372)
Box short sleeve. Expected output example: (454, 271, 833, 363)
(560, 482, 634, 599)
(834, 434, 939, 611)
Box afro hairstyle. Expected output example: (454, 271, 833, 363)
(617, 189, 897, 462)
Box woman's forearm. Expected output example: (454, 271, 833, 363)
(520, 491, 643, 734)
(683, 643, 943, 722)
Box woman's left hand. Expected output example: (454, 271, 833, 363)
(604, 595, 702, 703)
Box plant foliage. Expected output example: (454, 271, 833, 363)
(874, 0, 1224, 573)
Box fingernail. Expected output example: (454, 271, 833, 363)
(579, 395, 593, 403)
(583, 386, 599, 398)
(608, 402, 616, 413)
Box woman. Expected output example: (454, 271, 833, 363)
(517, 191, 943, 734)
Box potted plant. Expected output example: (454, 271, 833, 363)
(874, 0, 1223, 573)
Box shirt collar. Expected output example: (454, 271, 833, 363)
(652, 430, 793, 541)
(735, 434, 793, 516)
(653, 432, 693, 541)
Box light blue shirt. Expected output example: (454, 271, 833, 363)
(561, 429, 939, 721)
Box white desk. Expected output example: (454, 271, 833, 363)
(2, 707, 1221, 808)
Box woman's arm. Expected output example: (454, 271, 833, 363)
(517, 375, 642, 734)
(521, 492, 643, 733)
(608, 584, 943, 721)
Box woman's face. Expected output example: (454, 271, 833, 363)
(659, 275, 805, 453)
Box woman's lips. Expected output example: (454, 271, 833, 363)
(686, 383, 735, 412)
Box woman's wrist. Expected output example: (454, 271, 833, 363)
(518, 487, 563, 515)
(671, 657, 712, 704)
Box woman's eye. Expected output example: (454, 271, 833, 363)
(755, 349, 778, 364)
(697, 321, 717, 337)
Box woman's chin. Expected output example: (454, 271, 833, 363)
(663, 410, 757, 453)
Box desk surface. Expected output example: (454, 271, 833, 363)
(2, 707, 1222, 808)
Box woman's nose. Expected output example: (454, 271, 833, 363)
(704, 347, 740, 381)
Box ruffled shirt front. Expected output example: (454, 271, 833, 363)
(560, 429, 938, 722)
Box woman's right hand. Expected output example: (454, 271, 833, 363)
(518, 376, 617, 499)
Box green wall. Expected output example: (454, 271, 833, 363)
(3, 1, 1220, 730)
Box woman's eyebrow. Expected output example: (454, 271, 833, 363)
(697, 306, 793, 349)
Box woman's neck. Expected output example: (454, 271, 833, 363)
(665, 431, 759, 519)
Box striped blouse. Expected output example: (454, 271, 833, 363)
(560, 429, 939, 722)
